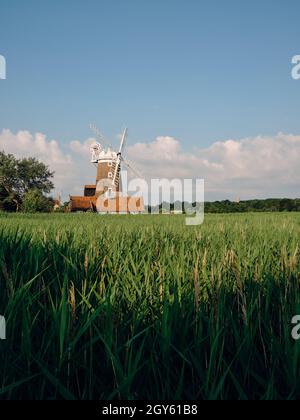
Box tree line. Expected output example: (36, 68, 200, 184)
(204, 199, 300, 213)
(147, 198, 300, 214)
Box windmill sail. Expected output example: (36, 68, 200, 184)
(112, 128, 127, 188)
(111, 160, 121, 188)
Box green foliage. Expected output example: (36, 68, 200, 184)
(0, 212, 300, 400)
(0, 186, 19, 212)
(0, 151, 54, 212)
(22, 189, 54, 213)
(54, 201, 70, 213)
(205, 198, 300, 213)
(147, 199, 300, 214)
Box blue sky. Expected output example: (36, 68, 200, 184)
(0, 0, 300, 200)
(1, 0, 300, 145)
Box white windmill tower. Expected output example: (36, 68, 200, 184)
(89, 124, 142, 198)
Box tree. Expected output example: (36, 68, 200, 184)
(0, 151, 54, 211)
(0, 186, 19, 212)
(22, 189, 54, 213)
(0, 152, 20, 211)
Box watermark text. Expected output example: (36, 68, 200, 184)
(95, 176, 205, 225)
(292, 55, 300, 80)
(0, 55, 6, 80)
(0, 315, 6, 340)
(291, 315, 300, 340)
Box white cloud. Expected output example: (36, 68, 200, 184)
(1, 129, 300, 201)
(126, 133, 300, 200)
(0, 129, 94, 199)
(0, 129, 71, 165)
(69, 137, 95, 157)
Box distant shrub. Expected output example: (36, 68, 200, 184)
(22, 189, 54, 213)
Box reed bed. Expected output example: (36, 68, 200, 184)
(1, 212, 300, 400)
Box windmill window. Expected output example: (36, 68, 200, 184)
(108, 161, 112, 167)
(108, 172, 113, 178)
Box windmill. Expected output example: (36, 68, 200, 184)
(69, 125, 145, 214)
(89, 124, 143, 193)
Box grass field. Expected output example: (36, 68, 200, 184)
(1, 212, 300, 400)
